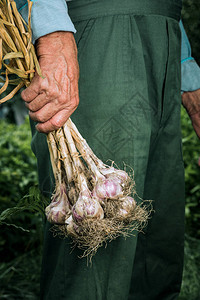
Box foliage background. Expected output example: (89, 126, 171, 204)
(182, 0, 200, 65)
(0, 0, 200, 299)
(179, 2, 200, 299)
(0, 118, 42, 299)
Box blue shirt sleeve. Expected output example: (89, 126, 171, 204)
(16, 0, 76, 44)
(180, 20, 200, 93)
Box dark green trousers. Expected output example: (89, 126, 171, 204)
(30, 0, 185, 299)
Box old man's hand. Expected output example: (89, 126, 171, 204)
(21, 32, 79, 133)
(182, 89, 200, 139)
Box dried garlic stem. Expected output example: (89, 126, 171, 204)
(10, 1, 27, 45)
(73, 137, 104, 183)
(66, 121, 104, 181)
(63, 122, 89, 192)
(68, 119, 105, 169)
(0, 0, 42, 101)
(63, 123, 81, 171)
(0, 81, 24, 103)
(47, 132, 61, 184)
(55, 128, 73, 183)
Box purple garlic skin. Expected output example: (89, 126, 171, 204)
(105, 170, 130, 187)
(93, 178, 123, 200)
(45, 184, 71, 224)
(72, 192, 104, 222)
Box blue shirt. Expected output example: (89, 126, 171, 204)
(179, 21, 200, 93)
(17, 0, 76, 42)
(16, 0, 200, 93)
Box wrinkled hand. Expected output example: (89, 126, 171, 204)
(21, 32, 79, 133)
(182, 89, 200, 139)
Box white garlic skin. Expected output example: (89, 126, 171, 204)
(72, 193, 104, 222)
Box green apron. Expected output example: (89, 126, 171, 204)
(30, 0, 184, 299)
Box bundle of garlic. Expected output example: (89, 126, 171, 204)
(47, 120, 151, 257)
(0, 0, 152, 258)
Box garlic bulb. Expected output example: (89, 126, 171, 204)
(45, 184, 71, 224)
(72, 193, 104, 222)
(118, 196, 136, 218)
(93, 178, 123, 199)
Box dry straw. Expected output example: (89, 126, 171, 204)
(0, 0, 42, 103)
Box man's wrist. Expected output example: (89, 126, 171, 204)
(36, 32, 76, 57)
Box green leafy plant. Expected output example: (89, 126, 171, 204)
(0, 117, 37, 206)
(0, 247, 42, 300)
(0, 117, 46, 298)
(182, 0, 200, 65)
(0, 117, 46, 261)
(179, 235, 200, 300)
(179, 108, 200, 300)
(181, 107, 200, 239)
